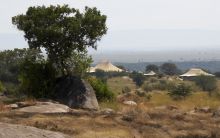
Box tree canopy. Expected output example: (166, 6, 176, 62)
(146, 64, 159, 73)
(160, 63, 180, 76)
(12, 5, 107, 75)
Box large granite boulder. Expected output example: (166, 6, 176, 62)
(0, 122, 70, 138)
(54, 76, 99, 110)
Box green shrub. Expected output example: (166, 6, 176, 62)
(19, 60, 56, 98)
(142, 82, 153, 92)
(194, 75, 217, 92)
(122, 86, 131, 94)
(129, 72, 145, 86)
(141, 78, 177, 92)
(87, 77, 115, 102)
(135, 89, 152, 101)
(168, 82, 192, 100)
(0, 81, 5, 93)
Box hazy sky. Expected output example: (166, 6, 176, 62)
(1, 0, 220, 53)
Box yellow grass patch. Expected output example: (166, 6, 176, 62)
(107, 77, 136, 95)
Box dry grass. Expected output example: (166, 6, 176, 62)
(0, 112, 133, 138)
(107, 76, 136, 95)
(145, 91, 220, 111)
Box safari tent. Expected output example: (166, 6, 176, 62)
(180, 68, 214, 77)
(89, 60, 123, 72)
(144, 71, 156, 76)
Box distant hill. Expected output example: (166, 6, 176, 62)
(114, 61, 220, 73)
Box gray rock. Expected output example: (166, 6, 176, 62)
(101, 108, 115, 115)
(123, 101, 137, 106)
(16, 102, 70, 113)
(54, 76, 99, 110)
(195, 107, 212, 113)
(0, 122, 70, 138)
(5, 104, 18, 109)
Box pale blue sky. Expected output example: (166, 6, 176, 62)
(1, 0, 220, 52)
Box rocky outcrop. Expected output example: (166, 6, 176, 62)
(0, 122, 70, 138)
(16, 102, 70, 113)
(54, 76, 99, 110)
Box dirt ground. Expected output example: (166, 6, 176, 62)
(0, 105, 220, 138)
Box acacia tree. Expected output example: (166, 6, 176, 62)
(12, 5, 107, 75)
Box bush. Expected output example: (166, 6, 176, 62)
(19, 60, 57, 98)
(122, 86, 131, 94)
(141, 78, 177, 92)
(0, 82, 5, 93)
(194, 75, 217, 92)
(168, 82, 192, 100)
(87, 77, 115, 102)
(129, 72, 145, 86)
(135, 89, 152, 101)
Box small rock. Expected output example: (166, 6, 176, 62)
(123, 101, 137, 106)
(171, 113, 185, 120)
(195, 107, 212, 113)
(16, 102, 35, 108)
(5, 104, 19, 109)
(167, 105, 178, 110)
(122, 114, 135, 122)
(101, 108, 115, 115)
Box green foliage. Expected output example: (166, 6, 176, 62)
(194, 75, 217, 92)
(87, 77, 115, 102)
(12, 5, 107, 76)
(122, 86, 131, 94)
(0, 82, 5, 93)
(168, 82, 192, 100)
(0, 48, 43, 84)
(19, 54, 57, 98)
(129, 72, 145, 86)
(135, 89, 152, 101)
(160, 63, 180, 76)
(141, 78, 176, 92)
(65, 51, 93, 77)
(146, 64, 159, 73)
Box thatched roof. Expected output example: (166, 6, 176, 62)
(89, 61, 123, 72)
(144, 71, 156, 76)
(180, 68, 214, 77)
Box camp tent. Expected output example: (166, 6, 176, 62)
(180, 68, 214, 77)
(89, 61, 123, 72)
(144, 71, 156, 76)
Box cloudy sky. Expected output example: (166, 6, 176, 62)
(1, 0, 220, 53)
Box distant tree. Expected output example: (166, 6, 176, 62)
(145, 64, 159, 73)
(0, 48, 43, 83)
(12, 5, 107, 76)
(160, 63, 180, 76)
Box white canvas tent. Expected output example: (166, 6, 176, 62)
(180, 68, 214, 77)
(144, 71, 156, 76)
(89, 60, 123, 72)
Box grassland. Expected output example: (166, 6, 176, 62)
(107, 76, 136, 95)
